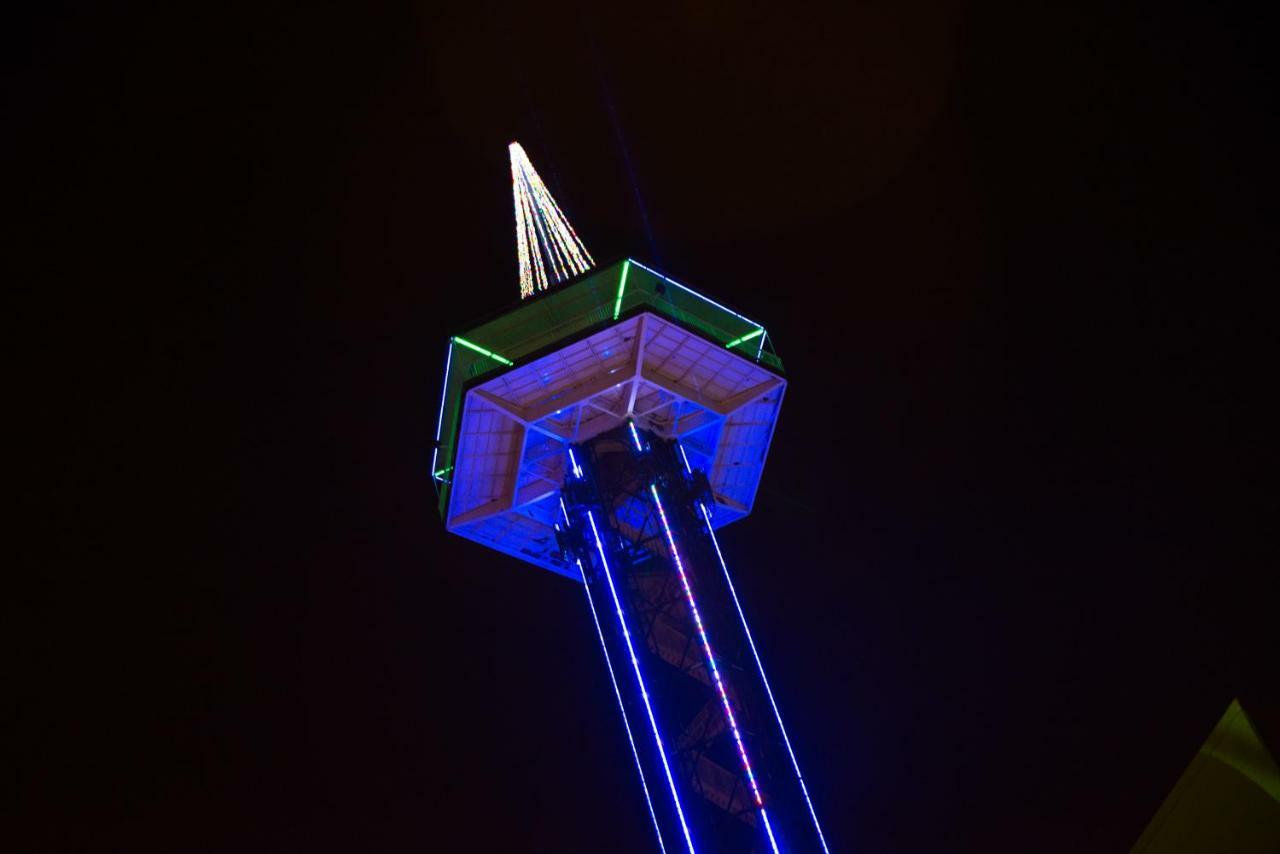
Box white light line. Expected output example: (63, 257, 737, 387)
(628, 260, 764, 330)
(510, 143, 594, 298)
(699, 501, 832, 854)
(650, 485, 779, 854)
(527, 184, 568, 283)
(588, 510, 697, 854)
(578, 558, 668, 854)
(761, 809, 781, 853)
(435, 339, 455, 442)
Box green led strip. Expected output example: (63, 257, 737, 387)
(452, 336, 514, 366)
(724, 328, 765, 349)
(612, 259, 632, 321)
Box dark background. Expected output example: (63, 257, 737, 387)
(9, 2, 1277, 851)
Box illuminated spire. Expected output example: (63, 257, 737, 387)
(510, 142, 594, 299)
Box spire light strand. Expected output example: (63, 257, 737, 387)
(510, 142, 595, 299)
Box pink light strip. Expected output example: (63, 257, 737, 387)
(699, 502, 832, 853)
(648, 484, 781, 854)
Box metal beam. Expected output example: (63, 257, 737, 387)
(636, 390, 675, 417)
(523, 371, 634, 424)
(499, 422, 529, 516)
(713, 492, 750, 514)
(513, 478, 559, 509)
(448, 498, 506, 528)
(472, 388, 573, 442)
(625, 314, 646, 416)
(674, 409, 724, 437)
(718, 377, 784, 414)
(587, 395, 626, 418)
(640, 365, 733, 416)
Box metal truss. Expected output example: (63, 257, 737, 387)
(554, 423, 803, 852)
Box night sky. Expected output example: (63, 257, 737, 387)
(11, 2, 1278, 852)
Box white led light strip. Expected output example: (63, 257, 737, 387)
(510, 142, 594, 299)
(586, 508, 697, 853)
(432, 340, 455, 484)
(628, 260, 763, 331)
(699, 500, 832, 854)
(575, 554, 668, 854)
(649, 484, 781, 854)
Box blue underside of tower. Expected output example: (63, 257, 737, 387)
(440, 260, 787, 581)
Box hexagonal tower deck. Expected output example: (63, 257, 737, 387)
(433, 259, 786, 578)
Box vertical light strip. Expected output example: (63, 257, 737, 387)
(613, 259, 632, 320)
(628, 420, 644, 452)
(521, 182, 549, 293)
(434, 339, 455, 443)
(649, 485, 780, 854)
(587, 510, 697, 854)
(567, 447, 582, 479)
(755, 330, 768, 362)
(528, 195, 568, 283)
(699, 501, 832, 854)
(677, 444, 692, 475)
(510, 142, 594, 299)
(512, 151, 535, 298)
(760, 810, 781, 853)
(432, 340, 455, 485)
(576, 557, 668, 854)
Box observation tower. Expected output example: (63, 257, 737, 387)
(432, 143, 831, 853)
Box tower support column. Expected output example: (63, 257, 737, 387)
(556, 423, 829, 853)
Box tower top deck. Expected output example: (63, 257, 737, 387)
(433, 258, 786, 578)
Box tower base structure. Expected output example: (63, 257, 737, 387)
(556, 423, 830, 854)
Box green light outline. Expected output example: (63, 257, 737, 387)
(452, 335, 514, 366)
(612, 259, 632, 321)
(724, 328, 765, 349)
